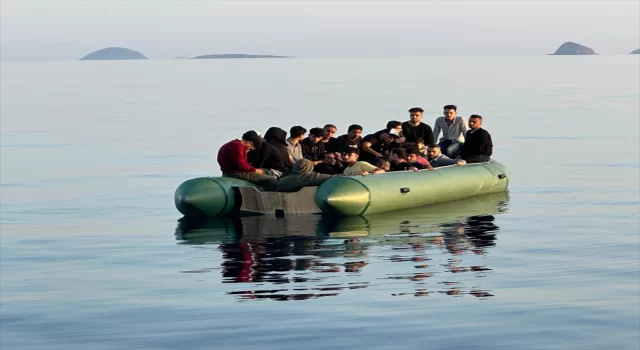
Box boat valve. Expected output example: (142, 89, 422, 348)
(400, 187, 410, 194)
(498, 174, 506, 179)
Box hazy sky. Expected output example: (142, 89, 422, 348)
(1, 0, 639, 60)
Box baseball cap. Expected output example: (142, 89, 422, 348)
(388, 129, 400, 139)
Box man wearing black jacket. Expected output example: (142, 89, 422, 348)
(301, 127, 326, 164)
(458, 115, 493, 163)
(402, 107, 434, 147)
(263, 127, 293, 175)
(247, 133, 287, 176)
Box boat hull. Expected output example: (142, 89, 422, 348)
(174, 161, 510, 217)
(315, 161, 509, 216)
(174, 176, 257, 217)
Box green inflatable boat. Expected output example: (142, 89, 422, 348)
(174, 160, 510, 217)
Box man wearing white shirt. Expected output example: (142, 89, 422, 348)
(432, 105, 468, 159)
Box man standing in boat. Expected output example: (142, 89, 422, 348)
(402, 107, 435, 148)
(217, 131, 278, 190)
(432, 105, 468, 159)
(458, 115, 493, 163)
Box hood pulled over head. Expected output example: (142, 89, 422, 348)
(264, 127, 287, 144)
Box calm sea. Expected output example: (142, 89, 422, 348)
(1, 56, 639, 350)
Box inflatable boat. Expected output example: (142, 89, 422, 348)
(174, 160, 509, 217)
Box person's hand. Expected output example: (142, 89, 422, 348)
(398, 137, 406, 143)
(410, 167, 420, 172)
(360, 171, 369, 176)
(254, 168, 264, 174)
(426, 166, 434, 171)
(313, 160, 322, 166)
(374, 152, 383, 158)
(456, 160, 466, 166)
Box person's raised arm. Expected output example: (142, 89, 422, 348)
(361, 139, 382, 158)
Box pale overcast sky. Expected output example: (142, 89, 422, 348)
(1, 0, 638, 61)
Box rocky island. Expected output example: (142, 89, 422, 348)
(630, 49, 640, 54)
(551, 42, 597, 55)
(80, 47, 148, 60)
(192, 53, 289, 59)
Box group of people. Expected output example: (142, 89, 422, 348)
(216, 105, 494, 191)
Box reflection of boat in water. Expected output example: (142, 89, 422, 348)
(174, 192, 509, 301)
(175, 191, 509, 242)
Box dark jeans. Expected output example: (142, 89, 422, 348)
(225, 172, 278, 190)
(438, 140, 463, 159)
(463, 155, 490, 164)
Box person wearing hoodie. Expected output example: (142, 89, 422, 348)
(263, 127, 293, 175)
(276, 159, 338, 192)
(247, 137, 287, 177)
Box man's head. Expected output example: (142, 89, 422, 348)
(308, 127, 324, 144)
(408, 107, 424, 125)
(322, 152, 337, 166)
(390, 148, 407, 163)
(468, 114, 483, 130)
(323, 124, 337, 140)
(406, 147, 422, 164)
(347, 124, 363, 140)
(341, 149, 359, 164)
(289, 126, 307, 142)
(426, 144, 442, 160)
(380, 128, 401, 143)
(443, 105, 457, 120)
(241, 130, 262, 151)
(416, 138, 425, 149)
(386, 120, 403, 134)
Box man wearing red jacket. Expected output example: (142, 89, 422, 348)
(217, 130, 278, 190)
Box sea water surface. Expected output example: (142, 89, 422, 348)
(1, 56, 639, 350)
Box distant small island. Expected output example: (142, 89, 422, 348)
(551, 41, 597, 55)
(80, 47, 148, 60)
(630, 49, 640, 54)
(192, 54, 289, 59)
